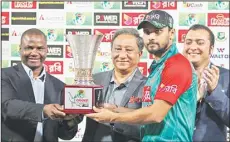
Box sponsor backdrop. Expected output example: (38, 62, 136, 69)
(1, 1, 229, 141)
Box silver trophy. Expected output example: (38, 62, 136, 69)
(64, 35, 104, 114)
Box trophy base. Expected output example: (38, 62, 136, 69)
(63, 109, 95, 114)
(63, 85, 103, 114)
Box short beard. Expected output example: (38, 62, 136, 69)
(147, 47, 166, 55)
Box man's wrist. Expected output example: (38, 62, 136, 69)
(42, 105, 48, 121)
(113, 105, 118, 112)
(111, 112, 119, 123)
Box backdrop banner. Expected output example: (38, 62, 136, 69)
(1, 1, 229, 141)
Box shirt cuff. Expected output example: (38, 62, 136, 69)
(42, 110, 48, 121)
(204, 84, 226, 109)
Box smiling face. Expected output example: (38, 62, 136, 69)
(183, 29, 213, 67)
(19, 34, 47, 71)
(111, 34, 142, 73)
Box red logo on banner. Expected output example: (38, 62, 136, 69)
(217, 48, 225, 53)
(178, 29, 188, 43)
(2, 12, 9, 25)
(142, 86, 152, 102)
(150, 2, 177, 9)
(208, 13, 229, 26)
(12, 1, 37, 9)
(65, 45, 73, 58)
(122, 13, 146, 26)
(138, 62, 148, 76)
(39, 14, 45, 20)
(44, 61, 63, 74)
(94, 29, 117, 42)
(11, 30, 22, 36)
(66, 1, 73, 4)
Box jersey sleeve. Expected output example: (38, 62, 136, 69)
(154, 54, 193, 105)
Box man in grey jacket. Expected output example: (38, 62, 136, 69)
(82, 28, 147, 142)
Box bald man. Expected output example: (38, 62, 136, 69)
(2, 28, 82, 142)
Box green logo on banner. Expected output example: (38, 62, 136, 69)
(94, 2, 120, 9)
(11, 44, 20, 57)
(179, 13, 206, 26)
(66, 12, 92, 26)
(208, 2, 229, 10)
(173, 35, 177, 43)
(93, 61, 113, 74)
(216, 32, 227, 42)
(2, 60, 9, 68)
(2, 2, 9, 9)
(141, 48, 148, 59)
(41, 28, 64, 42)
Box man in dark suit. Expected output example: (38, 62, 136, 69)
(1, 28, 82, 142)
(183, 24, 229, 141)
(82, 28, 147, 142)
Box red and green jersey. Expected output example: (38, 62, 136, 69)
(141, 44, 198, 141)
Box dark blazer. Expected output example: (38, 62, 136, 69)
(193, 66, 229, 141)
(82, 69, 147, 142)
(1, 63, 78, 142)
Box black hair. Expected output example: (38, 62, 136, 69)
(187, 24, 215, 46)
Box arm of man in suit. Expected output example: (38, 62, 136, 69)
(57, 90, 84, 140)
(2, 75, 68, 123)
(1, 77, 45, 122)
(205, 83, 229, 127)
(203, 66, 229, 127)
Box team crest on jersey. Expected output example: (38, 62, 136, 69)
(142, 86, 152, 102)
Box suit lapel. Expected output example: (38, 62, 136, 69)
(44, 74, 60, 104)
(16, 63, 35, 102)
(83, 71, 113, 142)
(120, 69, 143, 106)
(101, 71, 113, 103)
(44, 75, 51, 104)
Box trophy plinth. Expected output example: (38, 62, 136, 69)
(64, 35, 104, 114)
